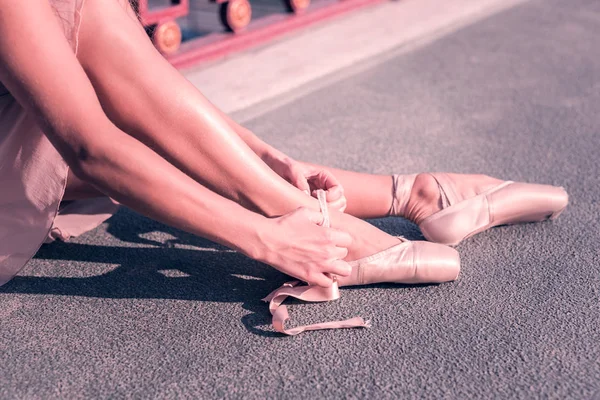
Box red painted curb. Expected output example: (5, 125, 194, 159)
(168, 0, 386, 69)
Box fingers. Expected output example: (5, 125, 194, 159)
(306, 170, 341, 193)
(309, 261, 352, 287)
(293, 208, 352, 249)
(311, 187, 346, 212)
(328, 259, 352, 277)
(326, 227, 353, 248)
(331, 244, 349, 260)
(296, 207, 324, 226)
(289, 170, 311, 195)
(327, 195, 347, 213)
(309, 273, 335, 288)
(324, 184, 344, 202)
(273, 208, 353, 287)
(306, 169, 346, 211)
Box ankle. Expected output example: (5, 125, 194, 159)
(403, 173, 443, 224)
(331, 211, 400, 261)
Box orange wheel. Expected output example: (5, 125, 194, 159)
(219, 0, 252, 33)
(284, 0, 310, 13)
(152, 20, 182, 55)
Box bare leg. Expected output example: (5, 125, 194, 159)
(65, 158, 502, 227)
(301, 164, 502, 221)
(73, 0, 493, 260)
(190, 77, 505, 221)
(301, 166, 396, 218)
(74, 0, 400, 261)
(63, 169, 105, 200)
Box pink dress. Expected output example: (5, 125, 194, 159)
(0, 0, 119, 286)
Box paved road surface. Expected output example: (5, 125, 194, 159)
(1, 0, 599, 398)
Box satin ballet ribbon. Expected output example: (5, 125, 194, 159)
(262, 190, 370, 336)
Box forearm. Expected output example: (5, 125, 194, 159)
(0, 0, 271, 261)
(75, 122, 267, 258)
(214, 107, 274, 159)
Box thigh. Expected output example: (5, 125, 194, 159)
(64, 169, 104, 200)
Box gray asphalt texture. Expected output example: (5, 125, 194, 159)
(2, 0, 599, 398)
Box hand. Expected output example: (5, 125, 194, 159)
(262, 149, 347, 212)
(256, 207, 353, 287)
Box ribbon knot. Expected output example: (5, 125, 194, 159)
(262, 190, 370, 336)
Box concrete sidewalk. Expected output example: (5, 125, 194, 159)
(1, 0, 599, 398)
(185, 0, 526, 116)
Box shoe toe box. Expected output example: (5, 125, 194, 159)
(412, 241, 461, 283)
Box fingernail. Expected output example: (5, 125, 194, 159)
(303, 190, 310, 196)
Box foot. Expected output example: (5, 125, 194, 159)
(403, 173, 569, 245)
(334, 173, 501, 260)
(330, 204, 461, 286)
(330, 210, 401, 261)
(403, 173, 503, 224)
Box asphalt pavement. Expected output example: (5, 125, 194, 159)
(1, 0, 599, 398)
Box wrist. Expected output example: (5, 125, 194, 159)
(238, 215, 273, 263)
(255, 142, 278, 162)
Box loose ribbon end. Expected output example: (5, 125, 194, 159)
(261, 191, 370, 336)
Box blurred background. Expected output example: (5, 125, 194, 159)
(135, 0, 385, 66)
(2, 0, 599, 398)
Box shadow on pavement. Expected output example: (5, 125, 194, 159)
(2, 208, 436, 337)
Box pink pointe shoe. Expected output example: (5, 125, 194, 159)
(392, 173, 569, 246)
(337, 238, 460, 287)
(262, 190, 460, 336)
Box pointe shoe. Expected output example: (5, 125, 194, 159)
(337, 238, 460, 286)
(262, 190, 460, 336)
(418, 173, 569, 246)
